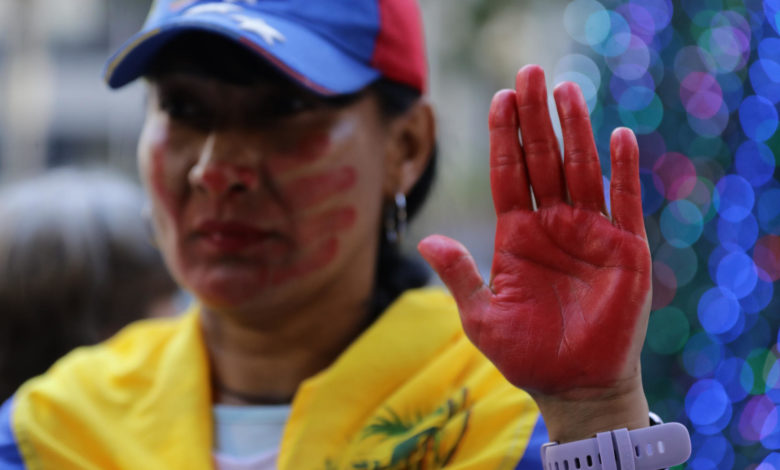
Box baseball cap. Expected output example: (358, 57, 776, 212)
(103, 0, 427, 95)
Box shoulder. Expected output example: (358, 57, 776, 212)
(15, 311, 195, 403)
(11, 312, 197, 431)
(8, 309, 211, 468)
(31, 313, 190, 392)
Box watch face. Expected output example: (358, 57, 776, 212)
(649, 411, 664, 426)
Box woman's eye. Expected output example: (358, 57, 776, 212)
(268, 96, 319, 117)
(159, 94, 211, 127)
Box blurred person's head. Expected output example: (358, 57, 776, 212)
(0, 168, 179, 400)
(103, 0, 437, 325)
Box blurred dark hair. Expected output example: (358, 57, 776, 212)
(145, 32, 435, 315)
(0, 169, 179, 401)
(368, 78, 436, 315)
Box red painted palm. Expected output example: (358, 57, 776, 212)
(419, 66, 651, 400)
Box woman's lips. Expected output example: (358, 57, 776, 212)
(192, 220, 289, 254)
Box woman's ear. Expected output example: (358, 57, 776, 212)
(383, 100, 436, 198)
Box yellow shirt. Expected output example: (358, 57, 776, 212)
(9, 288, 542, 469)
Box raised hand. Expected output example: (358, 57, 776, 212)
(418, 65, 652, 440)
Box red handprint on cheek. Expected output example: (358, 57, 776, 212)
(419, 66, 651, 400)
(259, 205, 356, 287)
(280, 166, 357, 211)
(256, 166, 357, 286)
(147, 122, 364, 293)
(266, 133, 331, 174)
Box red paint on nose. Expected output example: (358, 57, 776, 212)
(199, 164, 258, 195)
(200, 168, 229, 194)
(236, 167, 257, 188)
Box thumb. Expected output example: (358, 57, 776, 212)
(418, 234, 491, 316)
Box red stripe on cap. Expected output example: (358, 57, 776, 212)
(238, 37, 336, 96)
(370, 0, 427, 93)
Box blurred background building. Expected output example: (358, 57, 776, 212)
(2, 0, 780, 467)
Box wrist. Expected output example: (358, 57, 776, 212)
(532, 374, 649, 443)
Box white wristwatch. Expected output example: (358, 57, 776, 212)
(540, 419, 691, 470)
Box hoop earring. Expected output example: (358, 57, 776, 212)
(384, 192, 407, 246)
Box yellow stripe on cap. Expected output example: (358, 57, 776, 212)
(103, 27, 163, 84)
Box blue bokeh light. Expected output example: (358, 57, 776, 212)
(757, 188, 780, 234)
(661, 200, 704, 247)
(698, 287, 742, 335)
(739, 95, 779, 141)
(739, 272, 774, 314)
(714, 175, 755, 222)
(618, 93, 664, 133)
(686, 379, 733, 434)
(764, 0, 780, 35)
(758, 452, 780, 470)
(735, 141, 776, 188)
(592, 11, 633, 57)
(717, 357, 751, 403)
(639, 168, 665, 215)
(718, 214, 759, 252)
(606, 34, 650, 80)
(718, 72, 745, 111)
(630, 0, 672, 32)
(750, 59, 780, 103)
(611, 73, 656, 110)
(716, 252, 759, 299)
(683, 332, 725, 377)
(564, 0, 609, 46)
(690, 433, 736, 469)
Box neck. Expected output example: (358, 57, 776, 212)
(201, 273, 376, 406)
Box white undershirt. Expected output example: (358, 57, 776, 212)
(212, 404, 291, 470)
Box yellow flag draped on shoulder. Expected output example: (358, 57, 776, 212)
(10, 288, 542, 469)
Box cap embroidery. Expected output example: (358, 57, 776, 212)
(232, 15, 285, 45)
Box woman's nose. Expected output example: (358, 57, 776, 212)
(188, 133, 261, 198)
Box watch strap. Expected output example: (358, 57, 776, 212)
(541, 422, 691, 470)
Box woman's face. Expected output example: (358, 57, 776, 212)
(138, 73, 392, 315)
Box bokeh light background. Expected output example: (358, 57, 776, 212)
(556, 0, 780, 467)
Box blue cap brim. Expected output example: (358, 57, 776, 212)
(103, 11, 381, 95)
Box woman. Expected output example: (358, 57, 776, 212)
(0, 1, 690, 469)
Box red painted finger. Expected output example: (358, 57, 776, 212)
(417, 235, 491, 319)
(515, 65, 566, 208)
(489, 89, 533, 214)
(609, 128, 645, 237)
(554, 82, 606, 214)
(282, 166, 356, 210)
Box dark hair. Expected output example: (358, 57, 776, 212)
(368, 78, 436, 315)
(146, 32, 436, 315)
(0, 169, 179, 401)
